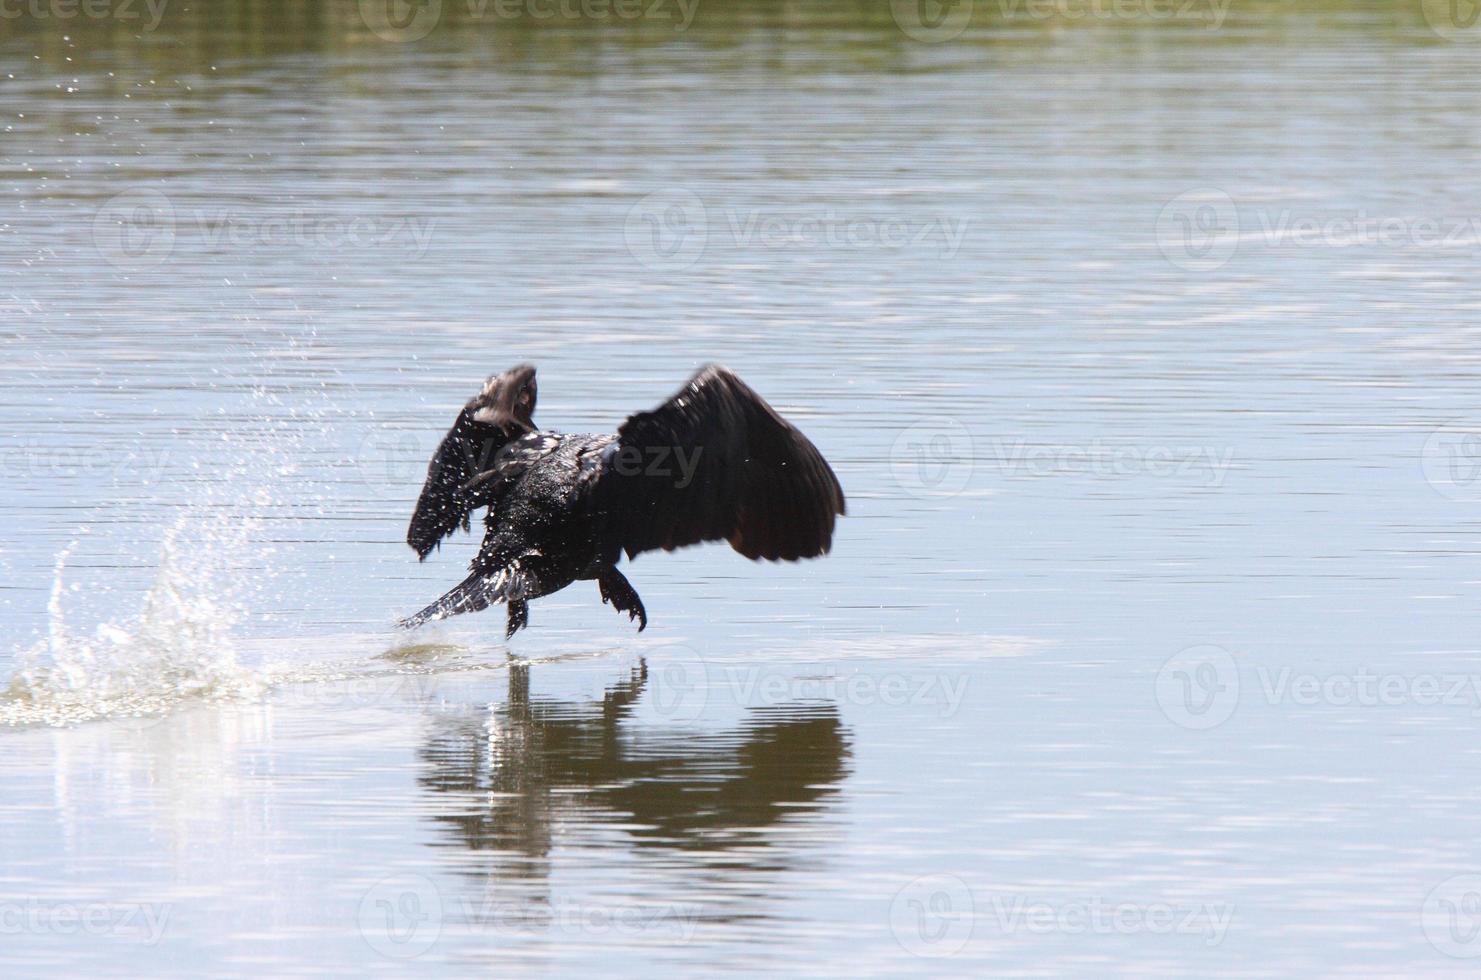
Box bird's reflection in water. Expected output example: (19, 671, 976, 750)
(417, 660, 851, 889)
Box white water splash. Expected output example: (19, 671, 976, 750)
(2, 526, 266, 728)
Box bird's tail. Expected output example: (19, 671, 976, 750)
(396, 560, 534, 630)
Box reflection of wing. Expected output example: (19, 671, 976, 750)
(596, 366, 845, 562)
(608, 707, 848, 850)
(416, 663, 850, 879)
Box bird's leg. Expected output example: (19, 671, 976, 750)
(597, 566, 647, 632)
(506, 599, 529, 640)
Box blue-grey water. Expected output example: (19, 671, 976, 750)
(5, 2, 1481, 974)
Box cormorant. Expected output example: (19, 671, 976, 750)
(397, 364, 845, 638)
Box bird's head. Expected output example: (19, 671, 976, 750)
(471, 363, 537, 431)
(406, 364, 538, 560)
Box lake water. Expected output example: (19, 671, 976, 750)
(6, 1, 1481, 974)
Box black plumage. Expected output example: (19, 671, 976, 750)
(397, 364, 846, 638)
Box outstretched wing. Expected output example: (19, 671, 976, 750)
(595, 366, 845, 562)
(406, 407, 499, 560)
(408, 426, 557, 562)
(406, 367, 537, 560)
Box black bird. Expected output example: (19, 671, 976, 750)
(397, 364, 845, 638)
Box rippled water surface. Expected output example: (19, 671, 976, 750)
(6, 2, 1481, 974)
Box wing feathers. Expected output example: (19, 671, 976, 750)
(406, 366, 537, 560)
(598, 366, 844, 562)
(395, 560, 534, 629)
